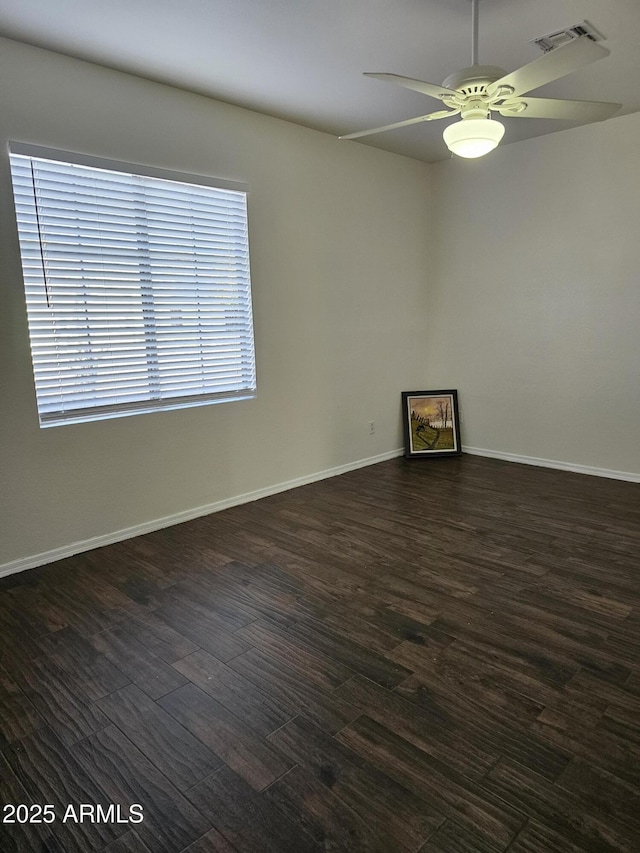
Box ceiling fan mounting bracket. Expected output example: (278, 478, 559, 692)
(497, 101, 528, 116)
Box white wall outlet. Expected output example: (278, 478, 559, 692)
(368, 420, 375, 435)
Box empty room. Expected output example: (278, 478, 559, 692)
(1, 1, 639, 851)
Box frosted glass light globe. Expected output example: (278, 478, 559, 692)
(443, 117, 505, 158)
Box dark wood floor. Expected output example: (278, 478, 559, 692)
(1, 454, 640, 852)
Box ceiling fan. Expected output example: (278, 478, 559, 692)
(340, 0, 621, 158)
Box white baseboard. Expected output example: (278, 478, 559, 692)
(463, 445, 640, 484)
(5, 444, 636, 580)
(0, 448, 404, 580)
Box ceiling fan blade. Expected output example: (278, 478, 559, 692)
(364, 73, 459, 101)
(487, 37, 610, 98)
(340, 109, 458, 140)
(498, 96, 621, 122)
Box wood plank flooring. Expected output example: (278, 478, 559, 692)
(1, 454, 639, 852)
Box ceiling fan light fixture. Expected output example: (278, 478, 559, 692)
(443, 116, 505, 158)
(342, 0, 619, 157)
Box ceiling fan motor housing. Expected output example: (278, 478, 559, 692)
(441, 65, 522, 117)
(443, 65, 507, 94)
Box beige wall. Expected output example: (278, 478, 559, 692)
(0, 38, 431, 567)
(2, 36, 639, 570)
(428, 112, 640, 477)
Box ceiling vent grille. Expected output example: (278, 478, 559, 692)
(530, 21, 605, 53)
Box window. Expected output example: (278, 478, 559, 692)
(9, 143, 256, 427)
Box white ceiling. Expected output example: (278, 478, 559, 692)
(1, 0, 639, 163)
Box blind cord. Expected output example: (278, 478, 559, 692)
(30, 159, 51, 308)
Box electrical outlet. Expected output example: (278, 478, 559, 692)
(368, 421, 375, 435)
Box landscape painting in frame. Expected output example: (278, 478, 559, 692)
(402, 390, 461, 458)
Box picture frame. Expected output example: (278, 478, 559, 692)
(401, 389, 462, 458)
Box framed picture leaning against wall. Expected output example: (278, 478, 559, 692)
(401, 389, 461, 458)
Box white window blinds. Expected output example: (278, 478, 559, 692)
(9, 144, 256, 427)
